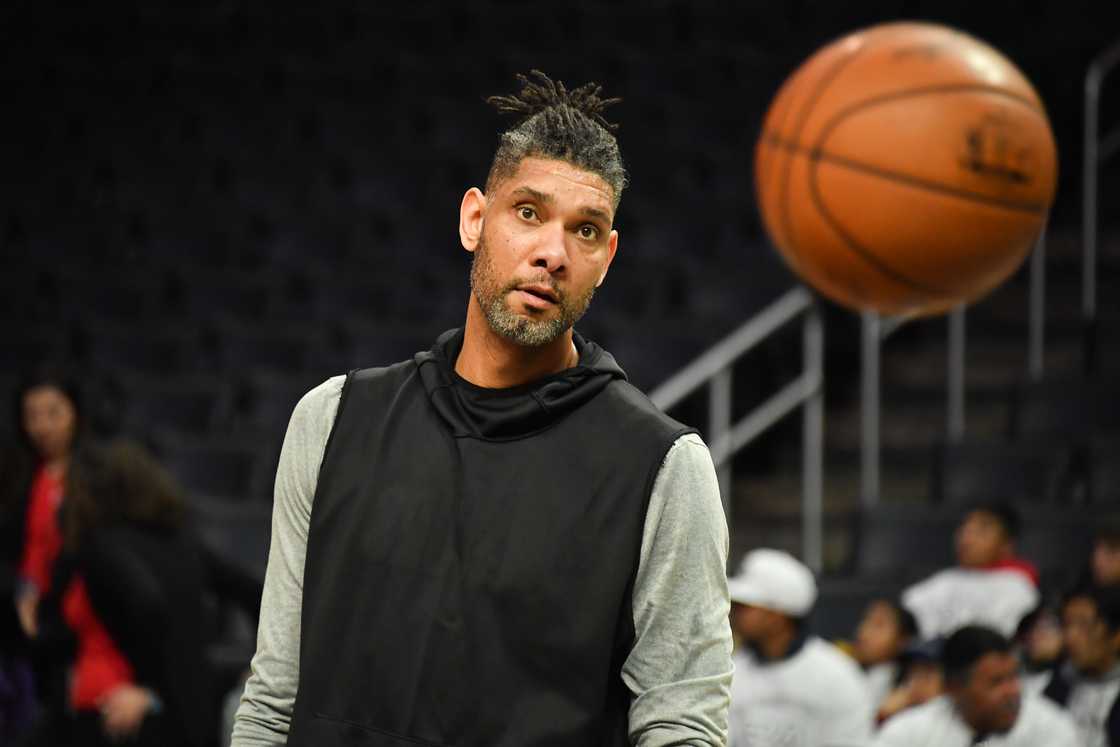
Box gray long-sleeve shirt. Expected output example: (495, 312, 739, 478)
(231, 375, 733, 746)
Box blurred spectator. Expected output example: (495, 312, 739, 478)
(1016, 604, 1065, 696)
(727, 548, 873, 746)
(0, 368, 86, 742)
(1091, 521, 1120, 588)
(18, 440, 211, 747)
(1042, 584, 1120, 746)
(876, 637, 945, 724)
(848, 598, 918, 712)
(902, 502, 1039, 639)
(873, 625, 1077, 746)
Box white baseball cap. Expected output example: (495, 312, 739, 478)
(727, 548, 817, 617)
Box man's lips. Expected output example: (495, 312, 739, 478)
(514, 284, 559, 306)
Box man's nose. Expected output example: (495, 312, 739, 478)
(528, 222, 567, 273)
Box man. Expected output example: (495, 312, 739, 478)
(1043, 585, 1120, 746)
(231, 71, 733, 747)
(903, 501, 1039, 639)
(727, 548, 873, 746)
(873, 625, 1077, 746)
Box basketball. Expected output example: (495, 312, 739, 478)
(755, 22, 1058, 317)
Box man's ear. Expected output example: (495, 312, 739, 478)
(460, 187, 486, 253)
(596, 229, 619, 287)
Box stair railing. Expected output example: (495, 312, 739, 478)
(649, 287, 825, 571)
(1084, 38, 1120, 372)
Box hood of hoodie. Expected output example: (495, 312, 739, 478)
(414, 327, 627, 441)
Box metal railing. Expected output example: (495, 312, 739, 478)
(650, 287, 825, 571)
(1084, 38, 1120, 371)
(859, 231, 1048, 508)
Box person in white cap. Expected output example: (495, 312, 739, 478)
(727, 548, 874, 747)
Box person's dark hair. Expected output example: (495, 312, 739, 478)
(61, 440, 185, 550)
(485, 69, 627, 206)
(941, 626, 1013, 687)
(10, 364, 85, 451)
(966, 500, 1021, 539)
(894, 602, 919, 640)
(1063, 584, 1120, 633)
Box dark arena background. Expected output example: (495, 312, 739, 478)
(2, 1, 1119, 744)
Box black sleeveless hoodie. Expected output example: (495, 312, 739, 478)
(287, 329, 693, 747)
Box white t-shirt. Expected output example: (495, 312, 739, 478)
(873, 693, 1079, 747)
(729, 637, 874, 747)
(865, 662, 898, 712)
(902, 567, 1039, 639)
(1043, 664, 1120, 747)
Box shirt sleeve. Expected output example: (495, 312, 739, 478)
(231, 376, 344, 747)
(624, 432, 734, 747)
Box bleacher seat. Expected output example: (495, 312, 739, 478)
(930, 439, 1077, 506)
(1016, 506, 1095, 592)
(2, 323, 78, 371)
(1089, 435, 1120, 503)
(855, 503, 957, 582)
(1010, 375, 1120, 440)
(211, 319, 325, 375)
(336, 320, 435, 371)
(232, 370, 324, 434)
(155, 434, 265, 502)
(118, 373, 232, 438)
(81, 320, 208, 377)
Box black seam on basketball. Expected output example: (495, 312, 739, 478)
(806, 155, 950, 298)
(805, 83, 1047, 213)
(778, 44, 870, 257)
(816, 83, 1045, 134)
(765, 134, 1047, 215)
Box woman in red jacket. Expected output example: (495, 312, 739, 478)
(1, 369, 86, 741)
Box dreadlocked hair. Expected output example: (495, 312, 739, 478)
(485, 70, 627, 206)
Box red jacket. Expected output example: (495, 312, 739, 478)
(19, 466, 134, 710)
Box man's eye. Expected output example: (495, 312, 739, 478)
(518, 206, 537, 221)
(579, 225, 599, 240)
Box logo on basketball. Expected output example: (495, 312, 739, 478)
(959, 110, 1035, 185)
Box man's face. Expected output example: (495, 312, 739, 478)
(730, 603, 784, 644)
(465, 157, 618, 347)
(952, 652, 1021, 735)
(1093, 540, 1120, 586)
(855, 600, 908, 666)
(1063, 596, 1119, 674)
(955, 510, 1011, 568)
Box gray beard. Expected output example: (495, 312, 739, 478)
(470, 238, 595, 347)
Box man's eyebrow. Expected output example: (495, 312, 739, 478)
(511, 186, 553, 204)
(580, 206, 612, 223)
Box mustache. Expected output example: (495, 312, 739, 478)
(503, 274, 563, 301)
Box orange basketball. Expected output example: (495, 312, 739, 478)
(755, 22, 1058, 317)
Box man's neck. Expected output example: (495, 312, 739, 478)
(455, 300, 579, 389)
